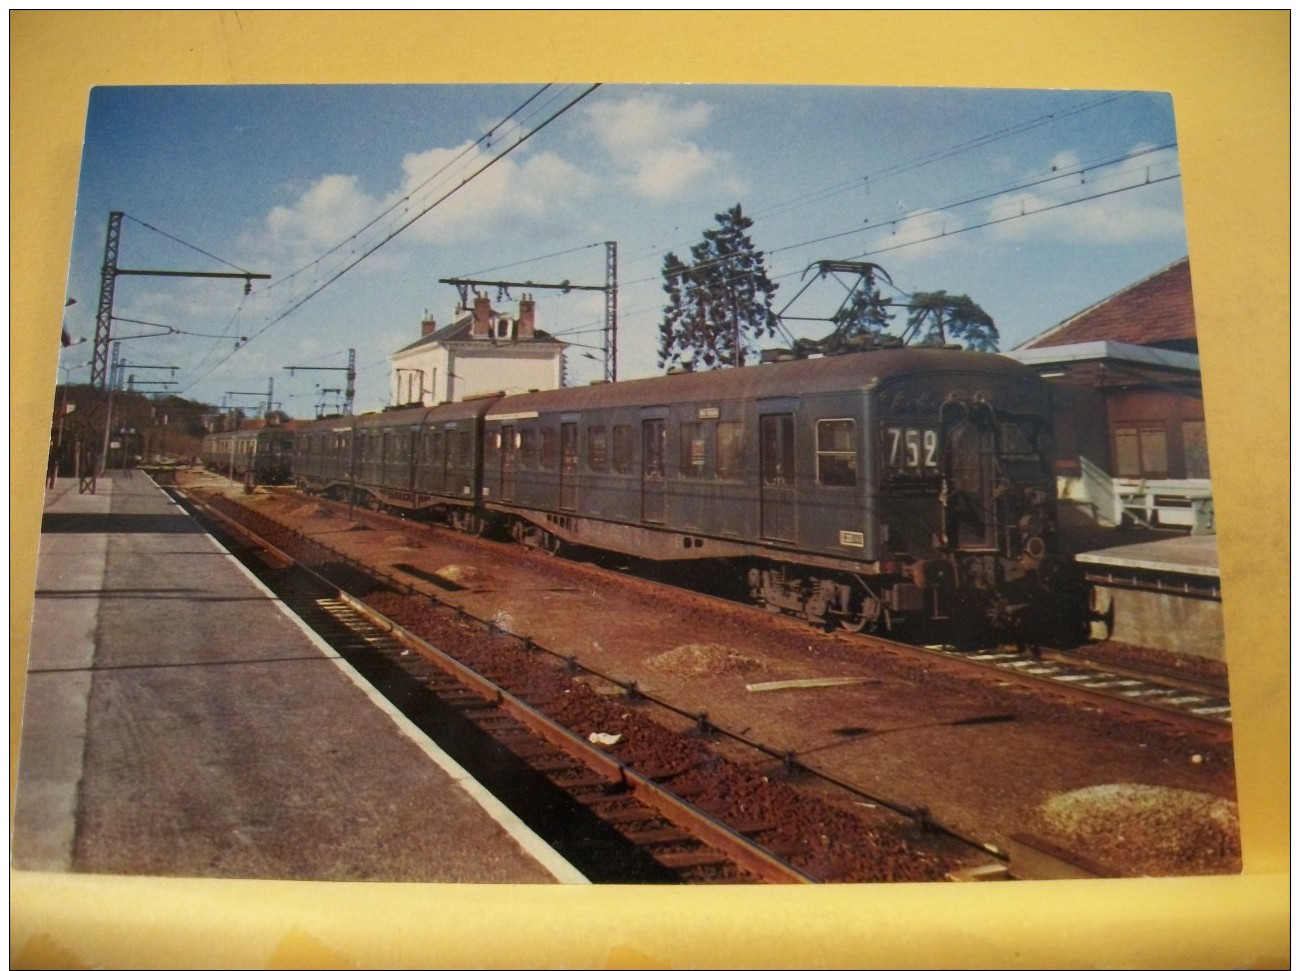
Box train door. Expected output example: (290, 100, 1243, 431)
(943, 406, 997, 550)
(641, 418, 666, 523)
(499, 424, 517, 501)
(560, 421, 578, 510)
(406, 426, 419, 493)
(381, 430, 394, 490)
(760, 413, 796, 542)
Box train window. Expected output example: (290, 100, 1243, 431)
(679, 422, 706, 478)
(643, 419, 666, 480)
(998, 421, 1038, 457)
(816, 419, 858, 487)
(561, 423, 578, 474)
(519, 428, 537, 468)
(587, 426, 608, 472)
(716, 421, 744, 480)
(612, 425, 633, 475)
(455, 430, 473, 468)
(540, 428, 558, 470)
(760, 414, 795, 486)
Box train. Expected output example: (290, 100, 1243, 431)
(201, 424, 297, 485)
(203, 348, 1080, 643)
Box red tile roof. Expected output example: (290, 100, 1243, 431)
(1018, 258, 1196, 350)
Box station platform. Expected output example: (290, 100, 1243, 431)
(12, 470, 585, 885)
(1076, 532, 1220, 582)
(1074, 533, 1223, 661)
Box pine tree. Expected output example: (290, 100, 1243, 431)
(902, 291, 999, 351)
(658, 204, 779, 369)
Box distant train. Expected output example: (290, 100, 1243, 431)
(205, 348, 1077, 642)
(201, 425, 296, 485)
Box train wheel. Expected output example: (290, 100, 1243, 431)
(840, 597, 884, 634)
(541, 532, 564, 556)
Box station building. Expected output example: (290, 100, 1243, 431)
(388, 293, 567, 407)
(1007, 258, 1223, 661)
(1007, 257, 1211, 533)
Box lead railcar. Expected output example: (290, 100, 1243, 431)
(476, 348, 1062, 638)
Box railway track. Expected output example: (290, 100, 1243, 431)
(564, 531, 1235, 736)
(916, 644, 1232, 733)
(180, 488, 993, 883)
(297, 487, 1232, 736)
(178, 487, 980, 884)
(176, 482, 1239, 880)
(311, 587, 809, 885)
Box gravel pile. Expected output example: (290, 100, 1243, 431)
(1032, 784, 1240, 876)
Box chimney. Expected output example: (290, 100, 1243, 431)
(471, 292, 493, 339)
(517, 294, 536, 340)
(421, 311, 437, 338)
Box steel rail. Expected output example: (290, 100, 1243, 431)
(185, 487, 816, 885)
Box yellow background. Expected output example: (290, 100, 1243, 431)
(10, 12, 1289, 969)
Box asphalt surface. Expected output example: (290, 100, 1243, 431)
(12, 470, 584, 884)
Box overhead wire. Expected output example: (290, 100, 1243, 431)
(180, 84, 601, 395)
(610, 145, 1181, 332)
(261, 85, 559, 298)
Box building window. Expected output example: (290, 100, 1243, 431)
(816, 419, 858, 486)
(1182, 420, 1210, 479)
(1113, 423, 1168, 478)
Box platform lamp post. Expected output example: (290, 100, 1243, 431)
(57, 361, 91, 449)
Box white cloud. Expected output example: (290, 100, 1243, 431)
(387, 141, 594, 242)
(583, 93, 736, 200)
(263, 174, 380, 257)
(588, 93, 713, 152)
(985, 146, 1185, 245)
(243, 141, 596, 275)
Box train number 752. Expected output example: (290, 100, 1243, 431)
(885, 426, 938, 468)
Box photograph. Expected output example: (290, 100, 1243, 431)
(10, 11, 1287, 971)
(16, 80, 1240, 882)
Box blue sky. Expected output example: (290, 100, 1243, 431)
(60, 84, 1188, 416)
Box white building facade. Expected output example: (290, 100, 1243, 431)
(388, 293, 566, 407)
